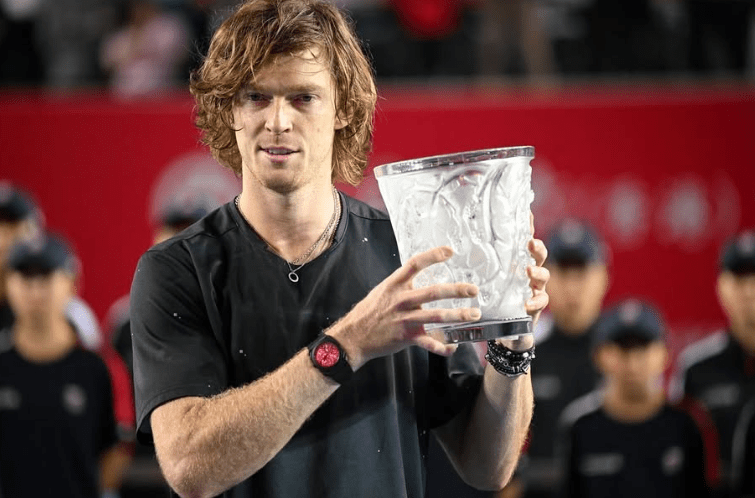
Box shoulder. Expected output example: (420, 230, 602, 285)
(677, 331, 730, 373)
(342, 194, 390, 222)
(135, 204, 238, 274)
(559, 389, 604, 431)
(668, 331, 729, 401)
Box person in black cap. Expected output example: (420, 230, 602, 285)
(0, 182, 39, 331)
(522, 218, 609, 498)
(670, 228, 755, 496)
(559, 299, 712, 498)
(0, 233, 124, 498)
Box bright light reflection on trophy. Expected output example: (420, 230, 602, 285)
(375, 147, 535, 343)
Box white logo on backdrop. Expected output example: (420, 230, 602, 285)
(530, 160, 741, 251)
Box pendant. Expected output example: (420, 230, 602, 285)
(288, 271, 299, 283)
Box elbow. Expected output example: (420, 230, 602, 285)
(458, 461, 518, 492)
(161, 456, 214, 498)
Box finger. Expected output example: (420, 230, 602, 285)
(530, 211, 535, 237)
(525, 291, 549, 316)
(401, 282, 479, 309)
(393, 246, 453, 284)
(527, 265, 550, 291)
(413, 334, 459, 357)
(528, 238, 548, 267)
(402, 306, 482, 325)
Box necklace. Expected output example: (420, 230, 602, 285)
(235, 188, 341, 283)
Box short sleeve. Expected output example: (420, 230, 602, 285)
(130, 247, 228, 444)
(424, 343, 483, 429)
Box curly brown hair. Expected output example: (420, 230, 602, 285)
(190, 0, 377, 186)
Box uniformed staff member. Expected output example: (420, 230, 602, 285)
(670, 229, 755, 496)
(560, 299, 711, 498)
(524, 218, 609, 497)
(129, 1, 551, 497)
(0, 233, 121, 497)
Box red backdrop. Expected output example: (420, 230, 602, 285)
(1, 84, 754, 351)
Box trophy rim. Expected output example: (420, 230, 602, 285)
(373, 146, 535, 178)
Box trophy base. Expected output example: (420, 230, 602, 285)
(426, 318, 533, 343)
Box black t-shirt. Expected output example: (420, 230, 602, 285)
(0, 343, 117, 498)
(562, 402, 710, 498)
(527, 322, 601, 492)
(130, 193, 483, 498)
(674, 332, 755, 485)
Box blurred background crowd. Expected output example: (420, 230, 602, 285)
(0, 0, 754, 95)
(0, 0, 754, 497)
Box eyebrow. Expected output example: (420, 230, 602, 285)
(246, 83, 324, 95)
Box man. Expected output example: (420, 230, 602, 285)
(670, 229, 755, 495)
(524, 218, 609, 497)
(560, 299, 710, 498)
(0, 233, 121, 497)
(0, 182, 39, 332)
(129, 1, 549, 497)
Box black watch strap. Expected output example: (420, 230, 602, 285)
(308, 334, 353, 385)
(485, 340, 535, 377)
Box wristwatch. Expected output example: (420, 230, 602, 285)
(308, 334, 353, 385)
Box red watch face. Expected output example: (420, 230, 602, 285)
(315, 342, 341, 368)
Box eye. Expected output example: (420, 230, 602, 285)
(246, 92, 268, 104)
(295, 94, 316, 105)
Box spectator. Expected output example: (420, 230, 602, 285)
(524, 218, 609, 497)
(670, 229, 755, 495)
(100, 0, 190, 98)
(560, 299, 712, 498)
(477, 0, 555, 78)
(0, 233, 122, 497)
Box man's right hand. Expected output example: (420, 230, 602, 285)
(329, 246, 481, 370)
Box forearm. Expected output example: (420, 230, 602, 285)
(153, 348, 339, 498)
(438, 365, 533, 491)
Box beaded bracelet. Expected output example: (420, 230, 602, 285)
(484, 340, 536, 377)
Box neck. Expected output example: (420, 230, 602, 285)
(602, 381, 665, 423)
(237, 182, 339, 263)
(13, 316, 77, 363)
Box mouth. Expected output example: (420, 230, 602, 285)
(261, 147, 297, 159)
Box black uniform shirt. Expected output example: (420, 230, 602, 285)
(526, 321, 601, 493)
(0, 344, 117, 498)
(130, 194, 484, 498)
(674, 332, 755, 483)
(563, 403, 710, 498)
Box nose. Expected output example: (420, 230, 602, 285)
(265, 98, 292, 135)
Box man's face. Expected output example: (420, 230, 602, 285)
(717, 271, 755, 352)
(545, 262, 608, 334)
(231, 48, 347, 195)
(5, 270, 74, 322)
(596, 341, 667, 400)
